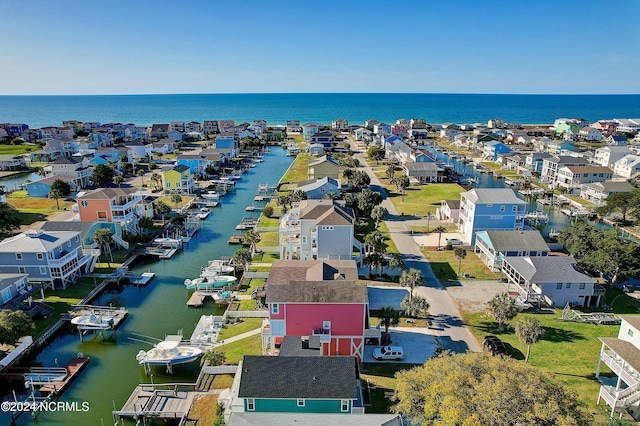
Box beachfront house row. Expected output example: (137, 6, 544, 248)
(162, 164, 195, 194)
(593, 145, 632, 168)
(308, 155, 339, 180)
(501, 255, 601, 307)
(261, 259, 374, 360)
(402, 162, 444, 183)
(595, 316, 640, 420)
(580, 181, 635, 206)
(296, 177, 341, 199)
(228, 355, 366, 420)
(474, 230, 549, 271)
(458, 188, 527, 245)
(0, 229, 99, 290)
(279, 200, 359, 262)
(613, 155, 640, 179)
(286, 120, 301, 133)
(44, 156, 92, 188)
(332, 119, 349, 131)
(203, 120, 219, 135)
(554, 165, 613, 194)
(76, 187, 145, 237)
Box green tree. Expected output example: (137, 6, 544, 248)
(363, 252, 385, 278)
(0, 309, 35, 344)
(514, 317, 544, 363)
(150, 173, 162, 191)
(154, 200, 172, 225)
(277, 194, 291, 213)
(342, 168, 354, 186)
(378, 306, 400, 335)
(399, 268, 424, 302)
(200, 350, 226, 366)
(137, 169, 145, 187)
(91, 164, 115, 186)
(94, 228, 114, 266)
(0, 203, 21, 238)
(596, 191, 636, 223)
(138, 216, 154, 232)
(262, 205, 274, 218)
(454, 247, 467, 276)
(290, 189, 308, 203)
(232, 247, 252, 272)
(400, 295, 430, 318)
(355, 189, 382, 216)
(367, 145, 385, 161)
(243, 229, 261, 254)
(431, 225, 447, 249)
(385, 164, 395, 183)
(113, 175, 124, 187)
(170, 193, 183, 210)
(371, 205, 388, 230)
(486, 292, 518, 332)
(387, 252, 405, 276)
(395, 174, 410, 202)
(394, 351, 591, 426)
(49, 179, 72, 210)
(364, 230, 385, 254)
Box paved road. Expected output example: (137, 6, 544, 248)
(349, 138, 480, 353)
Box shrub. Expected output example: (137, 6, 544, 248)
(262, 205, 274, 218)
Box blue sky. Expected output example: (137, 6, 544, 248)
(1, 0, 639, 95)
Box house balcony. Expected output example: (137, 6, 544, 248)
(261, 319, 271, 336)
(600, 349, 640, 388)
(110, 196, 142, 211)
(47, 249, 79, 267)
(312, 327, 331, 343)
(111, 211, 136, 224)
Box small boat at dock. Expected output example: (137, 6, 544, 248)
(184, 275, 237, 289)
(136, 335, 202, 373)
(197, 208, 211, 220)
(71, 313, 114, 330)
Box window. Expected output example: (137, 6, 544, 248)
(81, 200, 88, 207)
(579, 283, 586, 290)
(271, 303, 279, 315)
(512, 206, 517, 212)
(301, 236, 307, 244)
(67, 241, 72, 247)
(500, 205, 505, 212)
(341, 399, 349, 412)
(247, 399, 255, 411)
(40, 267, 47, 274)
(16, 253, 22, 260)
(19, 267, 26, 274)
(486, 204, 493, 207)
(75, 236, 79, 242)
(297, 399, 305, 407)
(37, 253, 44, 260)
(629, 329, 634, 338)
(565, 283, 571, 289)
(556, 283, 563, 289)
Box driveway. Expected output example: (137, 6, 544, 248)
(413, 232, 465, 248)
(363, 327, 438, 364)
(368, 286, 409, 310)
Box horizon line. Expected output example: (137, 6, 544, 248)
(1, 92, 640, 97)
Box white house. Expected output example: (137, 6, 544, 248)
(580, 181, 635, 206)
(593, 145, 632, 168)
(613, 155, 640, 179)
(555, 165, 613, 194)
(579, 126, 603, 141)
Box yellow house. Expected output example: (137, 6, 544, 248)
(163, 164, 195, 194)
(308, 155, 339, 180)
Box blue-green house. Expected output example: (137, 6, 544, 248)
(236, 355, 363, 414)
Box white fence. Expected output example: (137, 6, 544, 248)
(243, 272, 269, 279)
(226, 310, 268, 318)
(0, 336, 33, 367)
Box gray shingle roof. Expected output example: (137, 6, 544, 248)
(483, 230, 549, 253)
(278, 336, 322, 357)
(621, 315, 640, 332)
(503, 256, 595, 283)
(267, 260, 358, 285)
(308, 155, 338, 167)
(78, 187, 138, 200)
(598, 337, 640, 374)
(0, 230, 78, 253)
(299, 200, 354, 226)
(403, 162, 442, 171)
(266, 280, 368, 304)
(462, 188, 527, 205)
(238, 355, 358, 399)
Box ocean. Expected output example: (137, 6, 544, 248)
(0, 93, 639, 129)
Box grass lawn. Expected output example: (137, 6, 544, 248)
(251, 252, 278, 263)
(186, 394, 220, 426)
(410, 224, 458, 233)
(378, 222, 398, 253)
(383, 183, 465, 216)
(238, 278, 265, 295)
(360, 363, 418, 413)
(157, 195, 195, 210)
(236, 299, 257, 310)
(421, 247, 500, 280)
(0, 145, 38, 155)
(33, 280, 98, 338)
(256, 231, 279, 248)
(218, 318, 262, 340)
(463, 310, 618, 411)
(8, 191, 75, 215)
(222, 333, 262, 364)
(257, 215, 280, 227)
(280, 153, 309, 184)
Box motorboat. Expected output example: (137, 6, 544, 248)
(184, 275, 237, 289)
(524, 210, 549, 223)
(71, 313, 114, 330)
(197, 208, 211, 220)
(201, 260, 234, 276)
(136, 335, 202, 370)
(201, 191, 220, 200)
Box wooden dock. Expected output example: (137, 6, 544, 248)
(66, 305, 129, 330)
(187, 293, 205, 307)
(39, 357, 89, 396)
(228, 234, 244, 244)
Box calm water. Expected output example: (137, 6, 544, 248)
(1, 93, 639, 128)
(0, 147, 293, 426)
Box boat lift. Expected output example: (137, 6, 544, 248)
(561, 303, 621, 325)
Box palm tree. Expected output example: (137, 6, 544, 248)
(150, 173, 162, 191)
(200, 350, 225, 366)
(514, 317, 544, 363)
(395, 175, 410, 202)
(137, 169, 145, 187)
(171, 193, 183, 210)
(113, 175, 124, 187)
(431, 226, 447, 250)
(401, 295, 430, 318)
(232, 247, 252, 272)
(363, 252, 384, 278)
(486, 292, 518, 332)
(371, 206, 388, 230)
(94, 228, 114, 267)
(379, 306, 400, 335)
(243, 229, 261, 254)
(399, 268, 424, 302)
(154, 200, 171, 225)
(386, 164, 395, 183)
(387, 252, 405, 276)
(364, 231, 385, 254)
(454, 247, 467, 276)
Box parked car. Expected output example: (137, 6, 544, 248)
(446, 238, 463, 246)
(482, 335, 508, 356)
(373, 346, 404, 361)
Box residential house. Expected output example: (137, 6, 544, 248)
(373, 123, 391, 135)
(613, 118, 640, 133)
(487, 119, 505, 129)
(503, 153, 527, 171)
(402, 162, 444, 183)
(579, 126, 603, 142)
(0, 274, 31, 309)
(474, 230, 549, 271)
(310, 131, 334, 149)
(594, 145, 632, 168)
(219, 120, 235, 133)
(265, 129, 285, 142)
(2, 123, 29, 137)
(26, 175, 77, 198)
(89, 128, 115, 145)
(353, 127, 372, 142)
(0, 229, 99, 289)
(540, 155, 590, 184)
(410, 118, 428, 129)
(170, 121, 185, 132)
(502, 255, 601, 307)
(580, 181, 635, 206)
(296, 177, 341, 199)
(302, 123, 321, 141)
(408, 128, 429, 140)
(44, 156, 92, 188)
(309, 143, 325, 157)
(595, 315, 640, 419)
(231, 355, 364, 416)
(409, 149, 434, 163)
(286, 120, 301, 133)
(185, 121, 201, 133)
(613, 155, 640, 179)
(279, 200, 357, 261)
(436, 199, 461, 223)
(546, 141, 575, 155)
(227, 413, 402, 426)
(391, 123, 409, 137)
(163, 164, 195, 194)
(555, 165, 613, 194)
(215, 132, 236, 150)
(0, 155, 27, 171)
(261, 259, 372, 360)
(124, 141, 152, 161)
(458, 188, 527, 244)
(77, 187, 145, 235)
(483, 141, 512, 161)
(606, 135, 630, 146)
(39, 220, 126, 251)
(151, 139, 177, 156)
(203, 120, 219, 135)
(308, 156, 339, 180)
(332, 119, 349, 132)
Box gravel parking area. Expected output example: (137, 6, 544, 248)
(444, 279, 509, 314)
(363, 327, 437, 364)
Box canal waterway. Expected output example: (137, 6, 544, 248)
(0, 147, 293, 426)
(0, 171, 40, 191)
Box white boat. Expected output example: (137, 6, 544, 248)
(201, 191, 220, 200)
(132, 272, 155, 286)
(197, 208, 211, 220)
(524, 210, 549, 223)
(154, 237, 182, 247)
(201, 260, 234, 276)
(230, 171, 242, 180)
(184, 275, 237, 289)
(71, 313, 114, 330)
(136, 335, 202, 368)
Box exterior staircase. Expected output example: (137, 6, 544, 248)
(111, 234, 130, 249)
